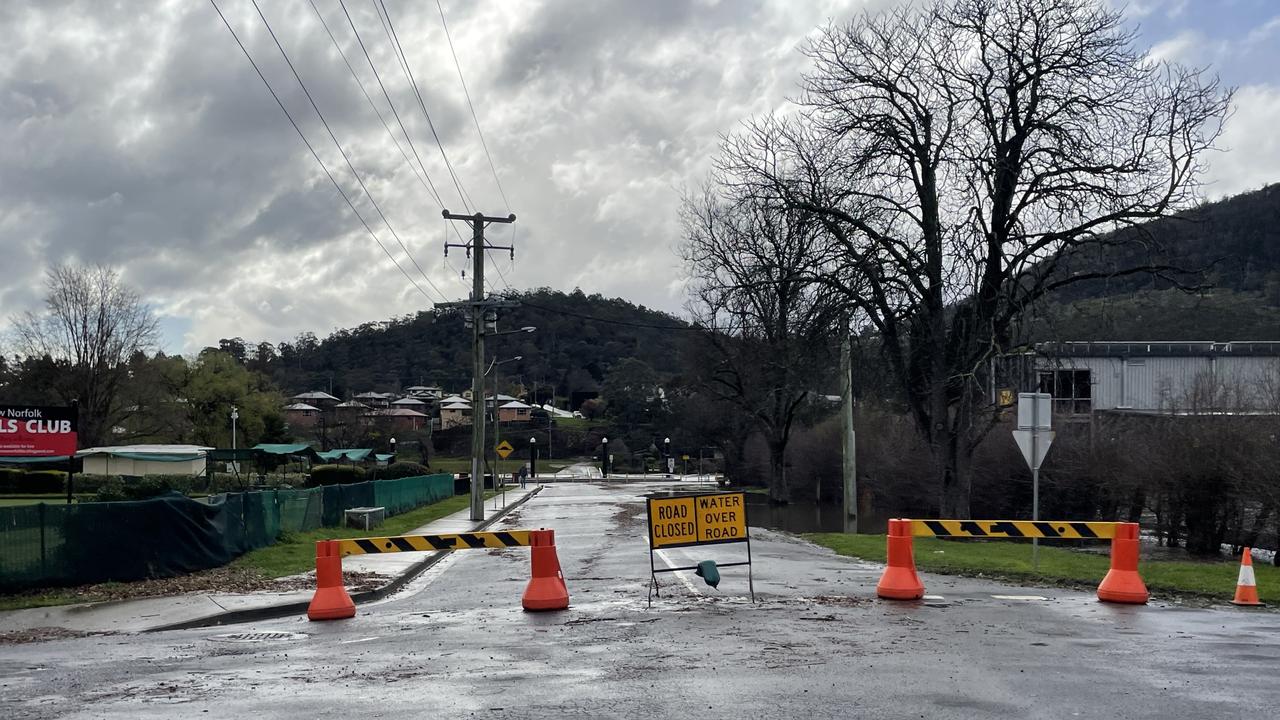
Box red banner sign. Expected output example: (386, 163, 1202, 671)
(0, 405, 79, 457)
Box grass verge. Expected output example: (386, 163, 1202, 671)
(232, 487, 508, 578)
(805, 533, 1279, 605)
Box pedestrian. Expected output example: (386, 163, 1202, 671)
(518, 464, 528, 488)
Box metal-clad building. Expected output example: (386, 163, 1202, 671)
(1020, 342, 1280, 415)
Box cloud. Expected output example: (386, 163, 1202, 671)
(1204, 84, 1280, 199)
(2, 0, 1275, 356)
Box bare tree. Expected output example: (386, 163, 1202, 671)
(681, 171, 843, 501)
(11, 265, 159, 446)
(719, 0, 1230, 516)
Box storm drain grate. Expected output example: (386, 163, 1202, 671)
(207, 631, 309, 643)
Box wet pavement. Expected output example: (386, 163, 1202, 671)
(2, 481, 1278, 719)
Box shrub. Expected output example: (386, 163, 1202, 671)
(93, 477, 128, 502)
(377, 462, 430, 480)
(308, 464, 366, 487)
(0, 469, 67, 494)
(0, 468, 24, 493)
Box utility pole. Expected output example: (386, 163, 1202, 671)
(440, 210, 516, 521)
(841, 327, 858, 533)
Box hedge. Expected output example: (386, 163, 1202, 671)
(377, 462, 430, 480)
(0, 469, 68, 494)
(308, 464, 366, 486)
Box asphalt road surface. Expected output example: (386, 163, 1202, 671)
(3, 482, 1279, 719)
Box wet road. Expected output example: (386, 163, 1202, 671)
(3, 481, 1279, 719)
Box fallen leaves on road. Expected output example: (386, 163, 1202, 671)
(0, 627, 113, 645)
(1, 566, 391, 610)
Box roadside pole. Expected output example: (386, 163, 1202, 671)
(440, 210, 517, 522)
(1014, 392, 1054, 572)
(841, 325, 858, 533)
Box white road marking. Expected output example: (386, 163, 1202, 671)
(340, 636, 381, 644)
(991, 594, 1049, 601)
(650, 543, 702, 595)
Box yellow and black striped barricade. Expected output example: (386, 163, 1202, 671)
(337, 530, 532, 556)
(876, 519, 1148, 605)
(306, 528, 568, 621)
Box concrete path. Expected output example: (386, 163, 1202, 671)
(0, 485, 540, 635)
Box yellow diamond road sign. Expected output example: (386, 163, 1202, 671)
(495, 440, 515, 459)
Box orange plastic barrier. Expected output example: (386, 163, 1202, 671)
(522, 528, 571, 611)
(307, 540, 357, 621)
(1096, 522, 1149, 604)
(1230, 548, 1263, 607)
(876, 519, 925, 600)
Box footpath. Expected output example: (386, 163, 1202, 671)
(0, 485, 541, 636)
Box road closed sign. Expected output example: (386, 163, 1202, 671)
(0, 405, 78, 457)
(647, 492, 747, 549)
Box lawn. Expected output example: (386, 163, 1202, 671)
(233, 487, 509, 578)
(806, 533, 1280, 605)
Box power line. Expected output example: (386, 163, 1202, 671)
(334, 0, 469, 249)
(435, 0, 511, 213)
(308, 0, 440, 207)
(374, 0, 475, 213)
(250, 0, 449, 304)
(209, 0, 434, 304)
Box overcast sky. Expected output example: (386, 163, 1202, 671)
(3, 0, 1278, 354)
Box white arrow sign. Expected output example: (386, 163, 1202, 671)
(1013, 429, 1055, 471)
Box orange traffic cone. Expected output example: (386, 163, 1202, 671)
(1230, 548, 1263, 607)
(307, 540, 356, 621)
(1097, 522, 1149, 604)
(876, 519, 925, 600)
(522, 528, 570, 611)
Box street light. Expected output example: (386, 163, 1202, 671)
(529, 436, 537, 479)
(389, 436, 396, 459)
(664, 437, 671, 476)
(601, 436, 609, 478)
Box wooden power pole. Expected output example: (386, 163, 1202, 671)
(440, 210, 516, 521)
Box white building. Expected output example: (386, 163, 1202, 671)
(77, 444, 213, 476)
(1025, 341, 1280, 415)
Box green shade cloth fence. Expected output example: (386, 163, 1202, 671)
(0, 474, 452, 591)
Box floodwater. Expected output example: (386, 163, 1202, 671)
(744, 494, 848, 534)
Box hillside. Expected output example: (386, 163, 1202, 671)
(223, 288, 690, 406)
(1036, 183, 1280, 340)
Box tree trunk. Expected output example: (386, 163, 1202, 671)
(768, 440, 789, 504)
(936, 432, 972, 518)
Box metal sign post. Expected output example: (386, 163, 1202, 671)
(1013, 393, 1054, 571)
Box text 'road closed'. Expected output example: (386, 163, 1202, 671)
(647, 492, 747, 549)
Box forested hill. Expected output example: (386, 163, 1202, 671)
(1035, 183, 1280, 340)
(218, 289, 690, 402)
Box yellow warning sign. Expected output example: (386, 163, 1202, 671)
(647, 492, 747, 549)
(495, 440, 514, 459)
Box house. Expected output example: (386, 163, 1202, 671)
(77, 444, 213, 476)
(353, 391, 391, 408)
(333, 399, 369, 421)
(290, 390, 339, 408)
(1008, 341, 1280, 416)
(497, 400, 533, 423)
(283, 402, 321, 427)
(440, 401, 472, 429)
(368, 407, 430, 432)
(405, 385, 443, 399)
(390, 397, 428, 409)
